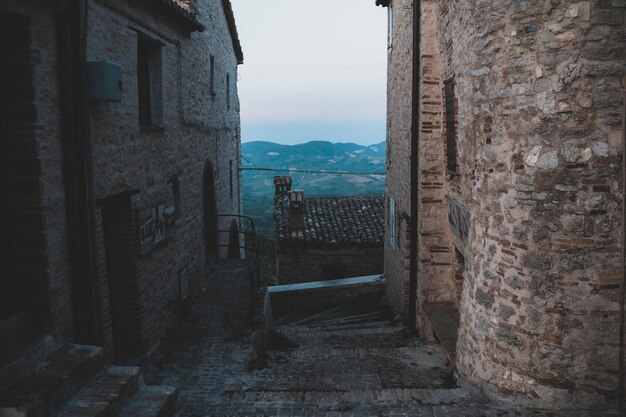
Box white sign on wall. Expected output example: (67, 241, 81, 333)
(137, 201, 175, 256)
(389, 197, 396, 250)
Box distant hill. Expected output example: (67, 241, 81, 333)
(241, 140, 386, 239)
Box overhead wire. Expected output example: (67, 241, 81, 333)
(239, 155, 385, 176)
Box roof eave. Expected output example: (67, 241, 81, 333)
(158, 0, 205, 32)
(221, 0, 244, 64)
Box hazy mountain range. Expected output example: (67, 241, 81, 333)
(241, 140, 386, 239)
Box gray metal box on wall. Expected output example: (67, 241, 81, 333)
(87, 60, 122, 102)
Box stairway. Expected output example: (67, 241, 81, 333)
(233, 291, 473, 414)
(0, 344, 178, 417)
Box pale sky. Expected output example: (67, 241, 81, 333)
(230, 0, 388, 146)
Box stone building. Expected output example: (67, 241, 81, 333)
(379, 0, 625, 409)
(0, 0, 243, 378)
(273, 176, 385, 283)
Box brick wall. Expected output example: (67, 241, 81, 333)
(415, 2, 456, 337)
(277, 243, 383, 284)
(384, 1, 457, 327)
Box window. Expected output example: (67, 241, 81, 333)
(137, 34, 163, 126)
(171, 176, 181, 217)
(444, 78, 457, 173)
(226, 73, 231, 109)
(229, 160, 233, 200)
(389, 197, 396, 249)
(209, 55, 216, 97)
(387, 3, 393, 49)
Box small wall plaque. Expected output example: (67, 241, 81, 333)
(446, 195, 470, 244)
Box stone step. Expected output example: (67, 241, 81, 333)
(0, 343, 105, 417)
(301, 312, 387, 328)
(278, 324, 401, 338)
(53, 366, 142, 417)
(119, 386, 178, 417)
(222, 387, 471, 407)
(283, 320, 395, 333)
(283, 303, 359, 326)
(269, 345, 428, 360)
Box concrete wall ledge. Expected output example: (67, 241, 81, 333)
(267, 274, 384, 295)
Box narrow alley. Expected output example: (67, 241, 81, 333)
(0, 1, 624, 416)
(141, 261, 620, 417)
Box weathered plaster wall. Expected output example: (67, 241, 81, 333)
(435, 0, 626, 408)
(277, 244, 383, 284)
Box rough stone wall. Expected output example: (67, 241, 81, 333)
(0, 0, 242, 356)
(384, 0, 413, 315)
(0, 0, 74, 341)
(87, 0, 242, 350)
(433, 0, 626, 408)
(277, 244, 383, 284)
(415, 1, 456, 331)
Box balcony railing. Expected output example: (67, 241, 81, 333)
(216, 214, 260, 324)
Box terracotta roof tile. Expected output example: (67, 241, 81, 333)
(157, 0, 205, 32)
(275, 196, 385, 245)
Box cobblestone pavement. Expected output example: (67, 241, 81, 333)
(142, 260, 619, 417)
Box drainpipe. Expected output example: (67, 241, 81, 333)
(408, 0, 422, 330)
(81, 1, 105, 349)
(618, 76, 626, 410)
(59, 0, 102, 346)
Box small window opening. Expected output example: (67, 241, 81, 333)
(137, 34, 163, 126)
(209, 55, 216, 97)
(454, 247, 465, 307)
(226, 73, 231, 110)
(171, 176, 181, 217)
(444, 78, 457, 173)
(229, 160, 234, 200)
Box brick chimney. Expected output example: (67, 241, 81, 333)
(273, 176, 292, 198)
(289, 190, 305, 231)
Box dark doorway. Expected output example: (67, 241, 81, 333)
(203, 160, 218, 266)
(0, 11, 49, 351)
(101, 193, 144, 360)
(0, 107, 20, 324)
(227, 219, 241, 259)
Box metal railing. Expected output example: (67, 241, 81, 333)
(216, 214, 260, 324)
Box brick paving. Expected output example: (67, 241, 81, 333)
(142, 260, 620, 417)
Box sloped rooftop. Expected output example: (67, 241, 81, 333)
(274, 195, 385, 244)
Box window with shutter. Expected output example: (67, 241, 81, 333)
(444, 78, 457, 173)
